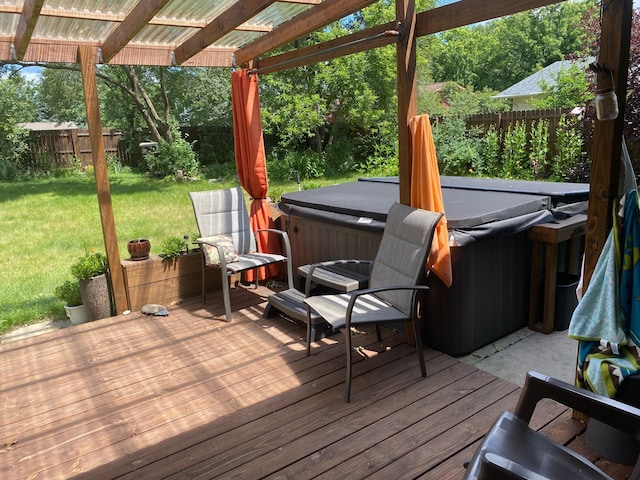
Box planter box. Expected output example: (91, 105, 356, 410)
(121, 252, 223, 311)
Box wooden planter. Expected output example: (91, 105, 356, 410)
(121, 252, 223, 311)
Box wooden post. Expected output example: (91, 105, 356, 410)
(396, 0, 418, 344)
(583, 0, 632, 289)
(574, 0, 632, 421)
(77, 45, 128, 314)
(396, 0, 417, 206)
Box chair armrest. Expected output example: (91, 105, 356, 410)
(345, 285, 430, 326)
(515, 371, 640, 441)
(480, 452, 549, 480)
(305, 260, 374, 296)
(255, 228, 293, 288)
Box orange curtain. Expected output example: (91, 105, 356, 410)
(409, 114, 453, 287)
(231, 69, 281, 281)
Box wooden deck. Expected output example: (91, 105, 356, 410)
(0, 285, 634, 479)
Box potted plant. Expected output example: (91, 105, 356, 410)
(54, 279, 90, 325)
(71, 251, 112, 321)
(127, 238, 151, 260)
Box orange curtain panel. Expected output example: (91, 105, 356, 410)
(231, 69, 281, 281)
(409, 114, 453, 287)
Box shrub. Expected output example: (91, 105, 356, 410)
(267, 148, 324, 181)
(553, 114, 586, 182)
(145, 135, 200, 179)
(476, 124, 501, 177)
(55, 280, 82, 307)
(432, 117, 482, 176)
(502, 121, 530, 179)
(529, 120, 550, 179)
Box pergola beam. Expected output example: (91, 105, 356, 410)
(234, 0, 377, 66)
(13, 0, 44, 60)
(173, 0, 278, 66)
(415, 0, 566, 36)
(256, 21, 398, 74)
(101, 0, 170, 63)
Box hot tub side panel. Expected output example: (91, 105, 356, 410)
(424, 232, 531, 355)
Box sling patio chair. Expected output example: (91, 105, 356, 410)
(189, 187, 294, 322)
(463, 371, 640, 480)
(304, 202, 442, 402)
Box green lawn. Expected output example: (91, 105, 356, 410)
(0, 171, 358, 335)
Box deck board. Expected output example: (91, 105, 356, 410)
(0, 285, 634, 479)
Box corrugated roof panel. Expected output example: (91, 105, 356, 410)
(156, 0, 237, 23)
(0, 12, 17, 38)
(132, 24, 196, 47)
(43, 0, 137, 17)
(212, 30, 263, 49)
(33, 16, 114, 42)
(249, 2, 312, 29)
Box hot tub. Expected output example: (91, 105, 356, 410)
(277, 177, 588, 355)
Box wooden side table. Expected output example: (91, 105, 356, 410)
(527, 214, 587, 334)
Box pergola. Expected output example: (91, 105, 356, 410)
(0, 0, 633, 314)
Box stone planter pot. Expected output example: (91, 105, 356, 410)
(64, 304, 90, 325)
(79, 273, 112, 321)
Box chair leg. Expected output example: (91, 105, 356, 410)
(375, 324, 382, 342)
(254, 267, 259, 289)
(201, 263, 206, 304)
(305, 306, 312, 356)
(345, 326, 353, 402)
(221, 270, 233, 322)
(413, 316, 427, 377)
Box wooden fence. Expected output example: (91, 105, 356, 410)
(27, 128, 126, 169)
(463, 107, 571, 138)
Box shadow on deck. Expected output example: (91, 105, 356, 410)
(0, 285, 633, 479)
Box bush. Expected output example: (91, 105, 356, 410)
(54, 280, 82, 307)
(145, 135, 200, 179)
(71, 252, 109, 280)
(267, 148, 324, 181)
(432, 117, 482, 176)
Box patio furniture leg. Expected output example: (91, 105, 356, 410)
(221, 270, 232, 322)
(346, 326, 353, 402)
(306, 305, 312, 356)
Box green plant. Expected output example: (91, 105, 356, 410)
(476, 124, 501, 177)
(160, 235, 186, 259)
(54, 279, 82, 307)
(145, 133, 201, 179)
(529, 119, 550, 179)
(71, 252, 109, 280)
(501, 121, 530, 179)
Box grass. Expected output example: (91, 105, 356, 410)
(0, 170, 359, 335)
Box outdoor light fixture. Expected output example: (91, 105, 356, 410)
(590, 62, 619, 121)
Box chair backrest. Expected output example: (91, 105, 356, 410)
(369, 202, 442, 316)
(189, 187, 256, 254)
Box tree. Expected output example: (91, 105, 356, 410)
(430, 1, 595, 91)
(33, 64, 232, 144)
(0, 67, 38, 179)
(532, 63, 593, 109)
(261, 0, 437, 179)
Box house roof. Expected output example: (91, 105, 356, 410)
(493, 58, 592, 99)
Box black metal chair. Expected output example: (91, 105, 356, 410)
(463, 371, 640, 480)
(304, 202, 442, 402)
